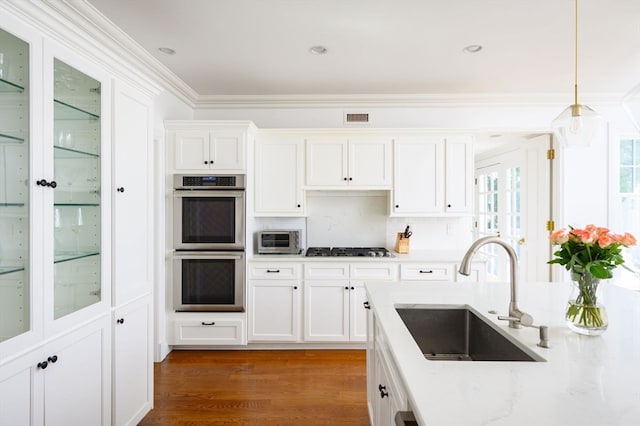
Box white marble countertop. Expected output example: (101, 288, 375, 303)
(366, 281, 640, 426)
(249, 250, 485, 263)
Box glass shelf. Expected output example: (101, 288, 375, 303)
(0, 265, 25, 276)
(54, 99, 100, 121)
(54, 252, 100, 264)
(0, 77, 25, 93)
(54, 145, 100, 159)
(54, 203, 100, 207)
(0, 132, 25, 144)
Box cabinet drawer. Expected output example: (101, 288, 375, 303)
(400, 263, 455, 281)
(304, 263, 350, 279)
(172, 318, 246, 345)
(249, 262, 302, 279)
(350, 263, 398, 281)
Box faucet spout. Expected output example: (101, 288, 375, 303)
(459, 236, 531, 328)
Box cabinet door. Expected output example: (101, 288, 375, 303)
(174, 130, 209, 170)
(46, 42, 111, 334)
(306, 138, 348, 186)
(113, 298, 152, 426)
(445, 137, 473, 213)
(0, 360, 34, 426)
(303, 280, 349, 341)
(254, 137, 304, 215)
(112, 80, 152, 306)
(42, 319, 109, 426)
(348, 138, 391, 188)
(248, 280, 301, 342)
(393, 138, 444, 214)
(0, 25, 38, 352)
(210, 129, 246, 171)
(349, 281, 367, 342)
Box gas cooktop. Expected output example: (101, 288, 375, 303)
(305, 247, 394, 258)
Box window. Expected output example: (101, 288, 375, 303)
(616, 138, 640, 289)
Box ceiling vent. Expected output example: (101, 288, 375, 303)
(344, 112, 371, 125)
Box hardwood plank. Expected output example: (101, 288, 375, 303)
(139, 349, 369, 426)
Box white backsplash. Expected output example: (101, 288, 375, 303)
(252, 192, 474, 251)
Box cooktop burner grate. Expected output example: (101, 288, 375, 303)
(305, 247, 394, 257)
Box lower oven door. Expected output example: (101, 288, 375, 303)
(173, 251, 245, 312)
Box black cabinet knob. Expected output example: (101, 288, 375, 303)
(117, 187, 125, 193)
(395, 205, 399, 208)
(350, 286, 355, 290)
(297, 204, 301, 208)
(343, 177, 347, 181)
(349, 177, 353, 181)
(363, 301, 370, 309)
(293, 286, 298, 290)
(37, 361, 48, 370)
(36, 179, 56, 188)
(447, 204, 452, 208)
(345, 286, 349, 290)
(48, 355, 58, 363)
(204, 160, 209, 164)
(117, 318, 125, 324)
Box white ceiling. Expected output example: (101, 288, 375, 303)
(86, 0, 640, 98)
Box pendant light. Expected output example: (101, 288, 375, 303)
(551, 0, 605, 147)
(622, 82, 640, 132)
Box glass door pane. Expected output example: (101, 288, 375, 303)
(53, 58, 101, 319)
(0, 28, 30, 342)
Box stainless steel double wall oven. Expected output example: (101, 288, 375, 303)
(173, 174, 246, 311)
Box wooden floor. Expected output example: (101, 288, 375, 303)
(139, 349, 369, 426)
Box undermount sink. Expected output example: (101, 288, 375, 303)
(395, 305, 545, 362)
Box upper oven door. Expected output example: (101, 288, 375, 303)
(174, 190, 245, 250)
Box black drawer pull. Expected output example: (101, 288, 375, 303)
(37, 361, 48, 370)
(266, 269, 280, 273)
(363, 301, 370, 309)
(201, 322, 216, 326)
(48, 355, 58, 363)
(419, 270, 434, 274)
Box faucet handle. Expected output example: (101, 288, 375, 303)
(538, 326, 550, 348)
(497, 312, 534, 327)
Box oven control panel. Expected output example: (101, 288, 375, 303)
(175, 174, 245, 189)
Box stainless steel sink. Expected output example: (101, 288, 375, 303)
(395, 305, 545, 362)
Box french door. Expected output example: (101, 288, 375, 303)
(475, 135, 552, 282)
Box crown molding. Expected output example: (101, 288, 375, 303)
(2, 0, 197, 106)
(194, 92, 626, 110)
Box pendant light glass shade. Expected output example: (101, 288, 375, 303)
(551, 0, 605, 148)
(552, 102, 605, 147)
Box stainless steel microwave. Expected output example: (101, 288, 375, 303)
(257, 230, 301, 254)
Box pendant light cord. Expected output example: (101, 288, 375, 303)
(574, 0, 579, 106)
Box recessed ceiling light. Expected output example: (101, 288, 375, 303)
(462, 44, 483, 54)
(309, 45, 328, 55)
(157, 47, 176, 55)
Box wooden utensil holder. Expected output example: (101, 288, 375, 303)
(394, 232, 410, 254)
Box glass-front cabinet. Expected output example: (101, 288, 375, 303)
(0, 27, 30, 344)
(52, 58, 102, 320)
(0, 28, 108, 351)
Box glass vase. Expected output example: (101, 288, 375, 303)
(566, 270, 608, 336)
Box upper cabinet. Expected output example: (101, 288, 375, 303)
(254, 134, 305, 216)
(306, 137, 391, 189)
(0, 26, 33, 349)
(167, 121, 256, 173)
(392, 136, 473, 216)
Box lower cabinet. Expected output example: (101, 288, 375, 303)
(0, 317, 110, 426)
(113, 297, 153, 426)
(248, 279, 302, 342)
(367, 311, 408, 426)
(171, 314, 247, 346)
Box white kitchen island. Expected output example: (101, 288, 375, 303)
(366, 281, 640, 426)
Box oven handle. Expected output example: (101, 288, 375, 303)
(173, 190, 245, 198)
(173, 251, 245, 260)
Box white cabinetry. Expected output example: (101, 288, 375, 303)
(167, 121, 255, 173)
(171, 315, 247, 346)
(254, 135, 305, 216)
(400, 263, 456, 282)
(0, 317, 110, 426)
(111, 79, 154, 425)
(306, 137, 391, 188)
(367, 312, 408, 426)
(113, 297, 152, 426)
(303, 263, 397, 342)
(248, 262, 302, 342)
(392, 136, 473, 215)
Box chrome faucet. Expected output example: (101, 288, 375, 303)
(459, 236, 533, 329)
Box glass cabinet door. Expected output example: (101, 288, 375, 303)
(0, 28, 30, 343)
(53, 58, 101, 319)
